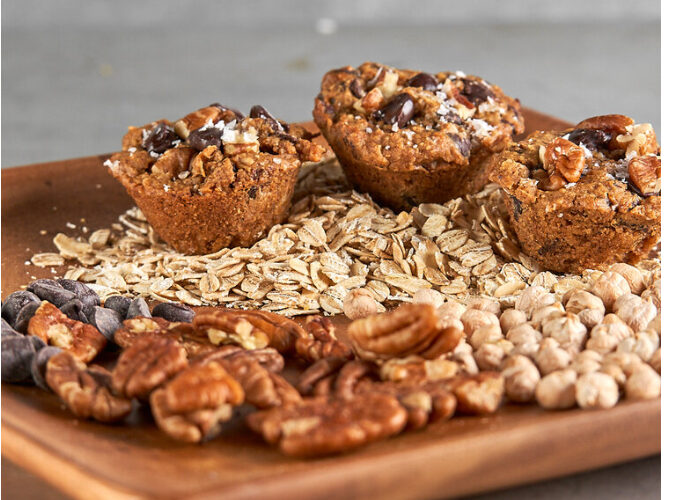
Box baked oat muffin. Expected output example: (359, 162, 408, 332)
(489, 114, 661, 273)
(106, 104, 324, 254)
(313, 62, 524, 211)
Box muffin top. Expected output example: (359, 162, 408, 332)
(106, 104, 324, 194)
(313, 62, 524, 170)
(489, 114, 661, 218)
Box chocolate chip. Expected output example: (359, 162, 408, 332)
(152, 302, 195, 323)
(407, 72, 439, 91)
(209, 103, 245, 120)
(250, 105, 283, 132)
(373, 93, 415, 128)
(461, 80, 494, 105)
(104, 296, 131, 318)
(567, 128, 611, 151)
(349, 79, 366, 98)
(14, 302, 42, 334)
(27, 279, 75, 307)
(89, 306, 123, 343)
(187, 127, 223, 151)
(142, 123, 180, 154)
(127, 297, 151, 320)
(57, 279, 100, 315)
(31, 346, 62, 391)
(449, 134, 471, 157)
(248, 186, 258, 199)
(2, 318, 21, 338)
(510, 196, 523, 220)
(2, 291, 40, 326)
(1, 334, 39, 383)
(59, 299, 89, 323)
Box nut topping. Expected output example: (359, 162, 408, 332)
(142, 123, 180, 154)
(541, 137, 585, 183)
(575, 114, 634, 137)
(360, 87, 384, 113)
(628, 155, 661, 196)
(46, 351, 132, 423)
(348, 303, 463, 360)
(114, 317, 216, 357)
(28, 302, 106, 363)
(295, 315, 353, 363)
(372, 93, 415, 128)
(174, 105, 224, 140)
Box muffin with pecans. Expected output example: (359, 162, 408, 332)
(106, 104, 324, 254)
(489, 114, 661, 273)
(313, 62, 524, 211)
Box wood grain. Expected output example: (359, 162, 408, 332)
(1, 109, 660, 499)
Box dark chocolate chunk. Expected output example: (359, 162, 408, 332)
(449, 134, 471, 157)
(27, 279, 75, 307)
(349, 78, 366, 98)
(2, 318, 22, 338)
(407, 72, 439, 91)
(248, 186, 258, 199)
(89, 306, 123, 343)
(1, 334, 39, 383)
(187, 127, 223, 151)
(209, 103, 245, 120)
(152, 302, 195, 323)
(57, 279, 100, 315)
(373, 93, 415, 128)
(127, 297, 151, 319)
(59, 299, 89, 323)
(104, 296, 132, 318)
(14, 302, 42, 334)
(250, 105, 283, 132)
(461, 80, 494, 105)
(31, 346, 62, 391)
(142, 123, 180, 155)
(2, 291, 40, 326)
(567, 128, 611, 151)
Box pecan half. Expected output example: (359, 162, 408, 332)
(46, 351, 132, 423)
(379, 356, 460, 384)
(296, 357, 348, 396)
(111, 336, 188, 399)
(628, 155, 661, 196)
(193, 309, 307, 353)
(347, 304, 463, 360)
(28, 302, 106, 363)
(174, 105, 225, 140)
(617, 123, 659, 157)
(295, 316, 353, 363)
(542, 137, 585, 183)
(576, 114, 633, 135)
(114, 317, 216, 357)
(150, 361, 244, 443)
(246, 393, 407, 457)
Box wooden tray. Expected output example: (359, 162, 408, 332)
(1, 109, 661, 500)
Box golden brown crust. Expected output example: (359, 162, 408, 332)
(107, 105, 325, 254)
(489, 117, 661, 273)
(313, 62, 524, 211)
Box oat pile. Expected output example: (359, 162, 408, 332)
(32, 158, 661, 316)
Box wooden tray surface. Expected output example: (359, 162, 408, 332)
(1, 108, 661, 499)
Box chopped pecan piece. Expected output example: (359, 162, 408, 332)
(616, 123, 659, 156)
(173, 105, 225, 140)
(150, 361, 244, 443)
(45, 351, 132, 423)
(28, 302, 106, 363)
(295, 316, 353, 363)
(541, 137, 585, 183)
(296, 357, 348, 396)
(246, 392, 407, 457)
(628, 155, 661, 196)
(111, 336, 188, 399)
(114, 317, 216, 357)
(575, 114, 634, 137)
(379, 356, 460, 384)
(347, 304, 463, 360)
(450, 372, 504, 414)
(193, 308, 307, 353)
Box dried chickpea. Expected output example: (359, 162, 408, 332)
(469, 323, 503, 350)
(465, 297, 500, 316)
(343, 288, 380, 320)
(452, 351, 478, 375)
(592, 314, 633, 342)
(599, 363, 627, 388)
(577, 309, 606, 330)
(515, 286, 556, 318)
(541, 313, 587, 353)
(437, 299, 466, 323)
(649, 348, 660, 374)
(646, 314, 660, 335)
(570, 350, 602, 375)
(502, 355, 540, 403)
(475, 342, 507, 371)
(506, 324, 542, 357)
(586, 327, 619, 354)
(575, 372, 619, 409)
(602, 351, 644, 377)
(529, 303, 565, 330)
(499, 308, 527, 335)
(536, 369, 577, 410)
(412, 288, 445, 308)
(625, 365, 660, 400)
(460, 309, 499, 338)
(613, 294, 657, 333)
(608, 263, 646, 294)
(617, 334, 658, 363)
(641, 279, 661, 309)
(590, 272, 631, 311)
(535, 342, 572, 375)
(565, 290, 605, 329)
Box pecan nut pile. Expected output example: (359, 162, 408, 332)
(114, 317, 216, 357)
(45, 351, 132, 423)
(247, 392, 407, 457)
(28, 302, 107, 363)
(347, 303, 463, 360)
(295, 315, 353, 362)
(150, 361, 244, 443)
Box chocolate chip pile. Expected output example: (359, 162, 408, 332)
(2, 265, 660, 457)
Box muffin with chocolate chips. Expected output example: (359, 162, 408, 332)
(489, 114, 661, 273)
(106, 104, 324, 254)
(313, 62, 524, 211)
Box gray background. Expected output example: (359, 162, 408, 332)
(1, 1, 661, 499)
(1, 0, 661, 168)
